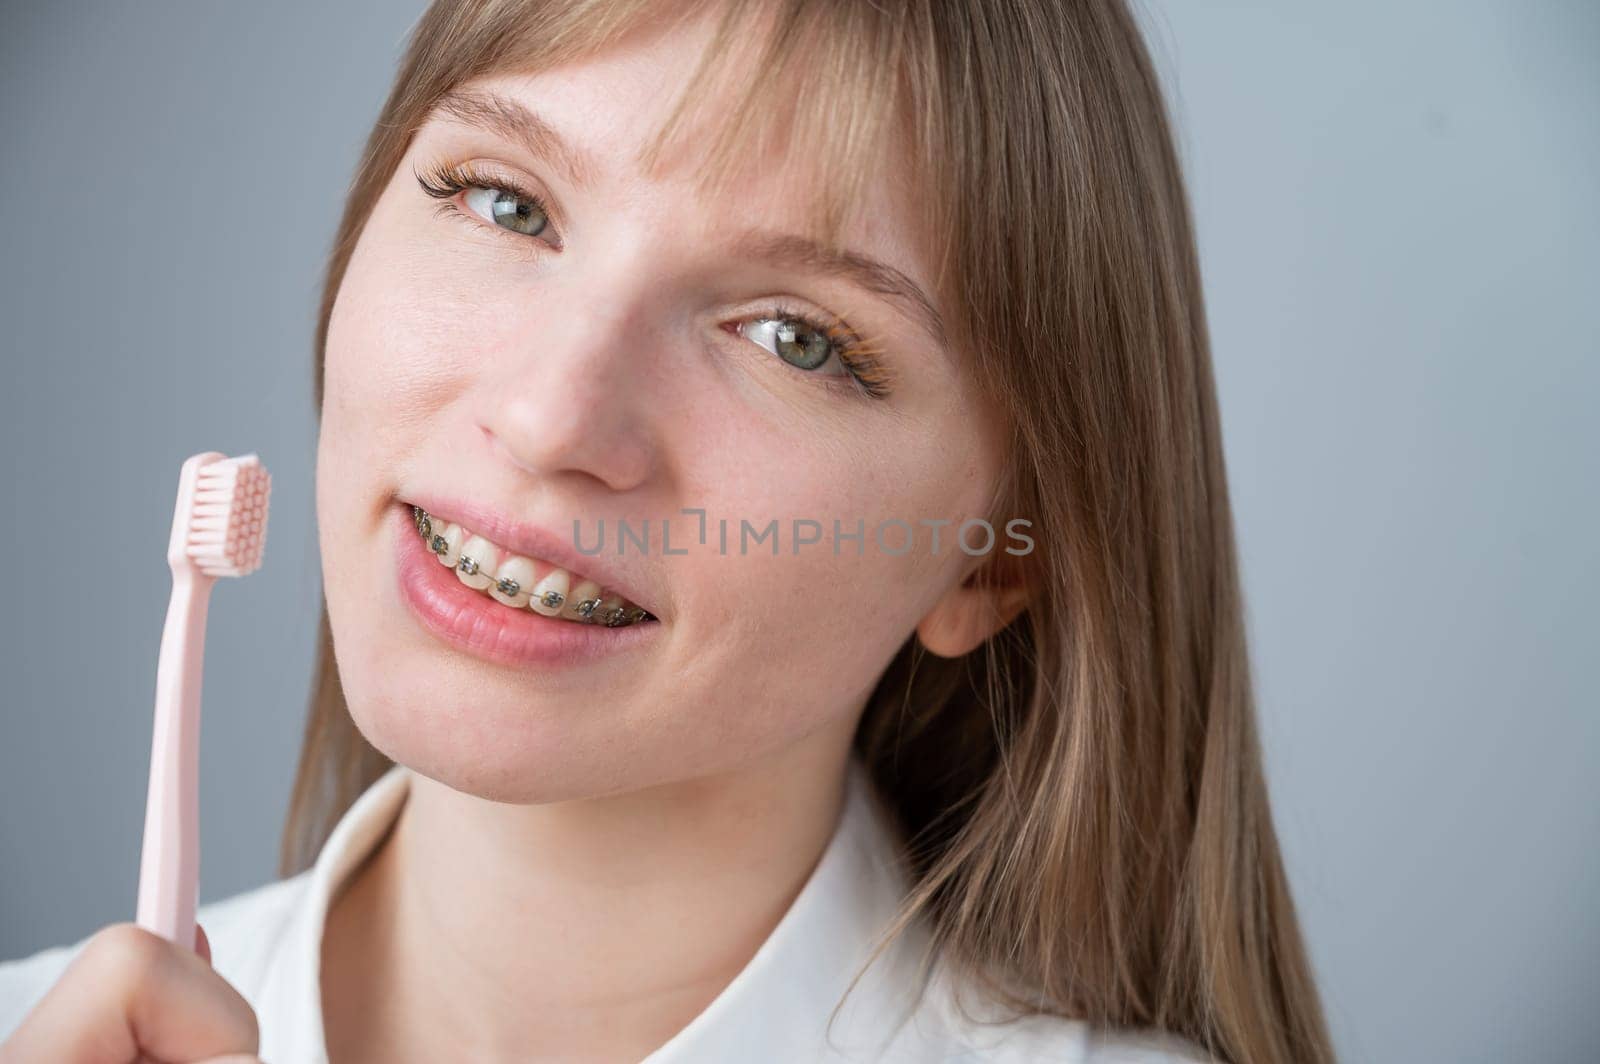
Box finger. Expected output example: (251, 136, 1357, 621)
(1, 923, 259, 1063)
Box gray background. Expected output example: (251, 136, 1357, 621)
(2, 2, 1595, 1061)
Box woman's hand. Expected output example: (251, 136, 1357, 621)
(0, 922, 261, 1063)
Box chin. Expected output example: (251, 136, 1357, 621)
(341, 664, 668, 805)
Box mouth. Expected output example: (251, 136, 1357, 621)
(393, 500, 660, 670)
(404, 502, 656, 628)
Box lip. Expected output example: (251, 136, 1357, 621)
(393, 501, 661, 669)
(403, 491, 660, 616)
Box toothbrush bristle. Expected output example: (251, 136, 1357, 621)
(186, 453, 271, 577)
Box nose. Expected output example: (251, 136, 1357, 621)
(476, 269, 660, 493)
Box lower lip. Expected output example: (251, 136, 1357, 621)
(393, 501, 660, 669)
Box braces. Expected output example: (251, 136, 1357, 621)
(411, 506, 652, 627)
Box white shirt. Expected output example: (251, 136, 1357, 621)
(1, 757, 1212, 1062)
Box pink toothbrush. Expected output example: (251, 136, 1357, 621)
(134, 451, 271, 947)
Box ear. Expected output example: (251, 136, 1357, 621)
(914, 555, 1033, 658)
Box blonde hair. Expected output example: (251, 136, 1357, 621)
(282, 2, 1335, 1061)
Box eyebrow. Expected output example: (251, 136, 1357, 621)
(426, 90, 948, 348)
(431, 89, 601, 190)
(727, 230, 947, 348)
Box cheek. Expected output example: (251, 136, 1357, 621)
(316, 220, 500, 748)
(316, 211, 519, 591)
(659, 421, 982, 741)
(322, 242, 484, 445)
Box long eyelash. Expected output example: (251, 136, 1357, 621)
(414, 159, 558, 246)
(764, 300, 894, 401)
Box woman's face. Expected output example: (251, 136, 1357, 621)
(317, 13, 1007, 802)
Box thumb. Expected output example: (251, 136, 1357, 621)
(194, 922, 213, 966)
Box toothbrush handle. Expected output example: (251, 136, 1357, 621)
(135, 566, 212, 947)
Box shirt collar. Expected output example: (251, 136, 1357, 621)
(263, 755, 937, 1062)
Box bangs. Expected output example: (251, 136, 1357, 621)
(462, 0, 931, 264)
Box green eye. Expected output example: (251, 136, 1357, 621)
(734, 304, 895, 399)
(743, 315, 841, 374)
(464, 186, 551, 238)
(415, 159, 562, 249)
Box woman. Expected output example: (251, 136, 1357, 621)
(0, 1, 1335, 1061)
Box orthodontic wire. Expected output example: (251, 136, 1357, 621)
(410, 506, 649, 627)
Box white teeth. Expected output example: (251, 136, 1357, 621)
(456, 535, 499, 590)
(562, 579, 602, 620)
(431, 521, 466, 567)
(487, 555, 536, 608)
(528, 566, 571, 616)
(413, 507, 650, 626)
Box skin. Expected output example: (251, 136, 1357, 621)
(0, 924, 262, 1063)
(315, 8, 1029, 1063)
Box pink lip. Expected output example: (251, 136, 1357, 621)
(393, 501, 660, 669)
(403, 491, 660, 616)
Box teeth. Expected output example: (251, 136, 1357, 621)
(487, 555, 536, 608)
(431, 521, 466, 567)
(594, 593, 627, 627)
(411, 505, 654, 628)
(562, 579, 602, 621)
(528, 566, 570, 617)
(456, 535, 499, 590)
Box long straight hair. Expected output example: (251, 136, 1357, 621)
(281, 3, 1335, 1061)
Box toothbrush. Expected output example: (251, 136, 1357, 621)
(134, 451, 271, 947)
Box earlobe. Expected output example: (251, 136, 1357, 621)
(914, 573, 1032, 658)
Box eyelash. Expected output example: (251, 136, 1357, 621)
(413, 158, 894, 401)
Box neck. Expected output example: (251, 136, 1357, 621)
(322, 726, 856, 1064)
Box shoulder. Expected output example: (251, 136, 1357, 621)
(0, 872, 313, 1045)
(931, 1008, 1216, 1063)
(894, 964, 1216, 1063)
(192, 871, 311, 993)
(932, 1009, 1215, 1063)
(1080, 1024, 1218, 1063)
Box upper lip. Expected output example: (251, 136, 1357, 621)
(403, 492, 661, 617)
